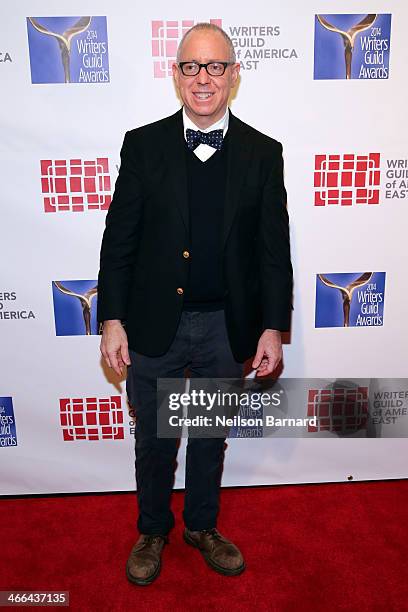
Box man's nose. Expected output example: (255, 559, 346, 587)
(196, 65, 210, 85)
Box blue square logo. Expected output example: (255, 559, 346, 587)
(315, 272, 386, 328)
(52, 280, 98, 336)
(0, 397, 18, 447)
(314, 14, 391, 79)
(27, 16, 110, 84)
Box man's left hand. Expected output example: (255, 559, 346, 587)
(252, 329, 282, 377)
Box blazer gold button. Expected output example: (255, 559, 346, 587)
(183, 250, 190, 258)
(177, 287, 184, 295)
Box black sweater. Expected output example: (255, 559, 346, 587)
(183, 139, 229, 311)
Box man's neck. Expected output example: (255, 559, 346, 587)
(184, 107, 228, 130)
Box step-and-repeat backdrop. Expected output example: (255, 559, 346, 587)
(1, 1, 407, 495)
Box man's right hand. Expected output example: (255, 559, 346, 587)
(100, 319, 131, 376)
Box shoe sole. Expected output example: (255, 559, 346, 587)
(183, 531, 246, 576)
(126, 559, 161, 586)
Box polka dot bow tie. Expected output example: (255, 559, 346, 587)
(186, 128, 224, 151)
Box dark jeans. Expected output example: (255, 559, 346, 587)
(126, 309, 244, 535)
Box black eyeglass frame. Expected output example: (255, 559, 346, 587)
(178, 61, 233, 76)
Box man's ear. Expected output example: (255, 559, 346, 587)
(231, 63, 240, 87)
(172, 62, 179, 87)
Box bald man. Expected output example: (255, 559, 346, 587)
(98, 23, 292, 585)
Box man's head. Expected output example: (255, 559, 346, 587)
(172, 23, 240, 129)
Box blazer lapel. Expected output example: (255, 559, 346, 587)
(162, 109, 189, 234)
(223, 111, 253, 250)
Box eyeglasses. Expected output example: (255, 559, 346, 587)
(178, 61, 233, 77)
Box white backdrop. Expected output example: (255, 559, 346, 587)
(1, 1, 407, 495)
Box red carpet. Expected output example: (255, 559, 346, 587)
(1, 481, 407, 611)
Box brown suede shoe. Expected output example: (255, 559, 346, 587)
(184, 528, 245, 576)
(126, 534, 168, 586)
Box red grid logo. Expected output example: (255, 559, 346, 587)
(151, 19, 222, 78)
(41, 158, 112, 212)
(59, 396, 124, 441)
(307, 387, 368, 433)
(314, 153, 380, 206)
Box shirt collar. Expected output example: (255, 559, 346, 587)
(182, 107, 229, 139)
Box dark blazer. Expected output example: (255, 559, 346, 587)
(97, 109, 293, 362)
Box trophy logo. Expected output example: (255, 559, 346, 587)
(315, 272, 386, 328)
(314, 14, 392, 80)
(26, 16, 110, 84)
(317, 14, 376, 79)
(28, 17, 91, 83)
(0, 397, 18, 447)
(52, 280, 98, 336)
(317, 273, 372, 327)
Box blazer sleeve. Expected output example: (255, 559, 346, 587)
(97, 131, 143, 323)
(259, 142, 293, 331)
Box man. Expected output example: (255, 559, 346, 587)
(98, 23, 292, 585)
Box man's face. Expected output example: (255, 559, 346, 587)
(173, 30, 240, 129)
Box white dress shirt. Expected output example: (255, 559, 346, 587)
(182, 107, 229, 162)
